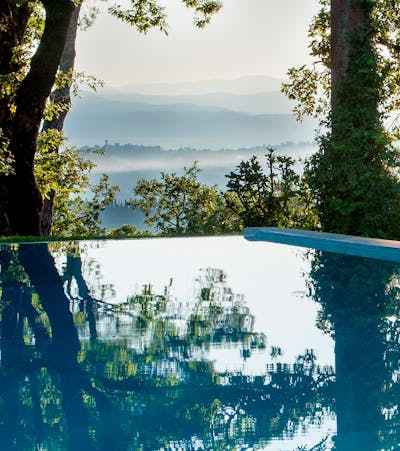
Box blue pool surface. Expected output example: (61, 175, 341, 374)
(0, 234, 399, 450)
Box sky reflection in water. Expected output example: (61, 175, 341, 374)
(0, 236, 399, 450)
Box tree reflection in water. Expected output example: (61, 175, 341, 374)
(308, 251, 400, 450)
(0, 242, 336, 450)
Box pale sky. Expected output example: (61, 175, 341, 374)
(75, 0, 319, 87)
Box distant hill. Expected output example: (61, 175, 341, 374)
(70, 95, 230, 114)
(65, 75, 314, 149)
(66, 97, 315, 149)
(108, 75, 286, 96)
(83, 75, 294, 115)
(85, 91, 294, 115)
(70, 76, 317, 230)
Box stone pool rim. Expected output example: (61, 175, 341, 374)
(244, 227, 400, 262)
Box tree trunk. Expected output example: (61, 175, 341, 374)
(0, 1, 31, 129)
(330, 0, 365, 123)
(40, 4, 82, 236)
(0, 0, 75, 236)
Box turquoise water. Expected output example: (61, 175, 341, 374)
(0, 236, 398, 450)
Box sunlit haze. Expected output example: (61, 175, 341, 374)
(75, 0, 319, 87)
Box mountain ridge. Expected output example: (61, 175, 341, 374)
(66, 75, 312, 149)
(66, 106, 316, 149)
(107, 75, 287, 96)
(80, 90, 294, 115)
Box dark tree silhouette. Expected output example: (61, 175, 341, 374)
(308, 251, 400, 450)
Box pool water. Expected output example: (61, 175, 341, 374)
(0, 236, 398, 450)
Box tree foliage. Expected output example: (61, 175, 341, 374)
(282, 0, 400, 239)
(225, 148, 318, 229)
(109, 0, 222, 31)
(0, 0, 76, 235)
(0, 0, 222, 236)
(130, 163, 240, 235)
(35, 130, 119, 237)
(128, 151, 318, 236)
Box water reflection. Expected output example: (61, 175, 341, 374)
(4, 241, 399, 449)
(308, 251, 400, 450)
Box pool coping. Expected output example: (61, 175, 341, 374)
(244, 227, 400, 262)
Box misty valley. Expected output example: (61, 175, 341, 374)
(82, 141, 315, 230)
(58, 76, 320, 233)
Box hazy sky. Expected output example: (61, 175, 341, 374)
(75, 0, 319, 87)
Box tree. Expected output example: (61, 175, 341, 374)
(39, 3, 83, 236)
(0, 0, 222, 237)
(130, 163, 241, 235)
(0, 0, 76, 236)
(35, 131, 119, 237)
(225, 147, 318, 228)
(283, 0, 400, 239)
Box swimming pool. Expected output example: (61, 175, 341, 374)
(0, 233, 398, 450)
